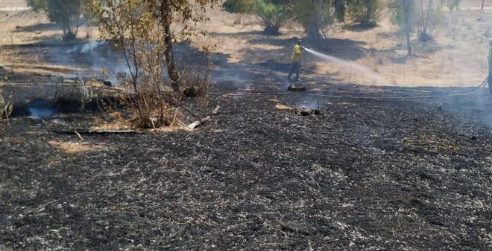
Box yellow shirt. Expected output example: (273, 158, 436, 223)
(291, 44, 303, 62)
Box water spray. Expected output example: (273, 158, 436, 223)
(303, 47, 383, 82)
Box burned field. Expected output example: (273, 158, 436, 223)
(1, 81, 492, 250)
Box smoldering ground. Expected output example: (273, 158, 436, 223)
(3, 81, 492, 250)
(3, 2, 492, 250)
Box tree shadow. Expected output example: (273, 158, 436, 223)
(371, 29, 448, 64)
(220, 31, 369, 61)
(195, 30, 372, 88)
(208, 30, 266, 37)
(13, 23, 60, 33)
(208, 30, 295, 48)
(308, 38, 368, 61)
(342, 23, 379, 32)
(13, 19, 91, 33)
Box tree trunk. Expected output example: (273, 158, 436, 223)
(306, 22, 322, 41)
(160, 2, 181, 93)
(405, 27, 412, 55)
(403, 0, 412, 55)
(164, 25, 181, 93)
(482, 0, 485, 10)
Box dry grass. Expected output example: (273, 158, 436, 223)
(187, 3, 492, 88)
(54, 77, 93, 109)
(1, 3, 491, 90)
(0, 82, 13, 137)
(47, 141, 109, 155)
(0, 84, 13, 121)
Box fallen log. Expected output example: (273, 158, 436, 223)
(287, 84, 307, 92)
(295, 107, 320, 116)
(212, 105, 221, 115)
(188, 116, 211, 130)
(56, 129, 137, 135)
(275, 104, 320, 116)
(183, 86, 200, 97)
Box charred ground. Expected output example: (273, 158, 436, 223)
(1, 79, 492, 250)
(2, 3, 492, 249)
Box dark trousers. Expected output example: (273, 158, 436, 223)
(288, 62, 301, 81)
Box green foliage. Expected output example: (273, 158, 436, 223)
(88, 0, 217, 127)
(333, 0, 348, 22)
(26, 0, 46, 11)
(222, 0, 253, 13)
(389, 0, 415, 55)
(388, 0, 414, 27)
(441, 0, 460, 11)
(416, 0, 444, 42)
(346, 0, 382, 27)
(88, 0, 168, 92)
(27, 0, 86, 39)
(222, 0, 293, 35)
(295, 0, 336, 40)
(255, 0, 292, 35)
(223, 0, 360, 38)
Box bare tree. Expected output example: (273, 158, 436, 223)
(88, 0, 218, 128)
(403, 0, 413, 55)
(89, 0, 218, 93)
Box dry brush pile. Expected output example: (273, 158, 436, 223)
(0, 83, 13, 137)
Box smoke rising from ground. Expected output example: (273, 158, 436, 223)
(59, 41, 132, 85)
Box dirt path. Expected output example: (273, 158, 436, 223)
(0, 0, 28, 11)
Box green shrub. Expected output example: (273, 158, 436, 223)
(223, 0, 293, 35)
(346, 0, 382, 27)
(27, 0, 86, 39)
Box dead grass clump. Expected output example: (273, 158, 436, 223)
(0, 88, 13, 121)
(180, 54, 215, 116)
(404, 135, 459, 153)
(124, 60, 214, 128)
(91, 91, 134, 130)
(0, 85, 13, 138)
(181, 60, 214, 98)
(94, 83, 174, 129)
(54, 76, 93, 109)
(47, 141, 108, 155)
(126, 84, 176, 129)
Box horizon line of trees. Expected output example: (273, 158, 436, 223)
(15, 0, 491, 129)
(223, 0, 474, 55)
(22, 0, 479, 86)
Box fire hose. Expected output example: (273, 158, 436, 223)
(216, 77, 491, 100)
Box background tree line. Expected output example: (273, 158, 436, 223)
(223, 0, 469, 54)
(26, 0, 473, 54)
(23, 0, 482, 128)
(223, 0, 382, 38)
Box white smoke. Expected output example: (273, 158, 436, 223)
(80, 41, 105, 54)
(62, 41, 132, 85)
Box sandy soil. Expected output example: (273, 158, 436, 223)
(1, 3, 492, 88)
(0, 0, 28, 11)
(184, 1, 492, 87)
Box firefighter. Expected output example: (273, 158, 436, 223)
(488, 39, 492, 94)
(288, 39, 304, 82)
